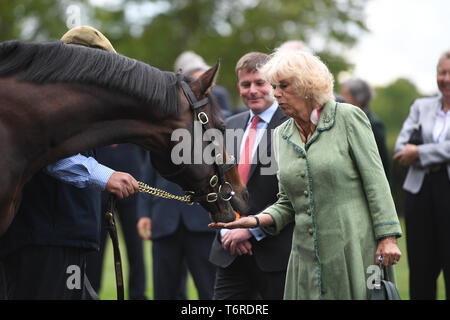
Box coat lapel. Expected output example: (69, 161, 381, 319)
(422, 96, 441, 142)
(305, 100, 337, 150)
(281, 100, 337, 154)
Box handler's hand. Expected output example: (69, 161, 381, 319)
(209, 216, 258, 230)
(221, 229, 253, 256)
(106, 171, 139, 199)
(376, 236, 402, 266)
(393, 144, 419, 166)
(137, 217, 152, 240)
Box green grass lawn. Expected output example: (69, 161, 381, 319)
(97, 217, 446, 300)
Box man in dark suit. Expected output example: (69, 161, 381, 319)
(340, 78, 391, 181)
(137, 167, 216, 300)
(209, 52, 294, 299)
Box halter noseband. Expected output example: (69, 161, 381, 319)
(162, 80, 236, 205)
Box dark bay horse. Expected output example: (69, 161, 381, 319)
(0, 40, 249, 235)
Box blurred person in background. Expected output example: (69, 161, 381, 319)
(393, 49, 450, 300)
(174, 50, 233, 118)
(341, 78, 391, 181)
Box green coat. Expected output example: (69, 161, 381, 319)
(264, 100, 402, 300)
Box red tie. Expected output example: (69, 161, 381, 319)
(238, 115, 261, 185)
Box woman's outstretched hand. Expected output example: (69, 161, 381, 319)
(209, 214, 275, 230)
(208, 216, 258, 229)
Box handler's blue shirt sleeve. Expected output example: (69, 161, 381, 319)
(220, 227, 267, 241)
(44, 153, 115, 190)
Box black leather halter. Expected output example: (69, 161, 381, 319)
(152, 80, 236, 205)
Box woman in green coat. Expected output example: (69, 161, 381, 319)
(209, 49, 402, 300)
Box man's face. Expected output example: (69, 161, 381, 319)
(340, 85, 358, 107)
(437, 58, 450, 99)
(237, 69, 274, 114)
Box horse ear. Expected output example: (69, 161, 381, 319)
(197, 60, 220, 95)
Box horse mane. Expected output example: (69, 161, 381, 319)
(0, 40, 181, 114)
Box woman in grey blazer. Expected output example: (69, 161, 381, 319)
(394, 50, 450, 300)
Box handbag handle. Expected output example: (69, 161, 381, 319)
(378, 254, 389, 282)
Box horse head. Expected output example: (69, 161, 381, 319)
(150, 62, 249, 222)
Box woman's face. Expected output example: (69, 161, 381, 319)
(437, 58, 450, 98)
(272, 76, 306, 119)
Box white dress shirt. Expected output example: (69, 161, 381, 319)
(432, 106, 450, 143)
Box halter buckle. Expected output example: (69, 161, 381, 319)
(209, 175, 218, 188)
(207, 193, 218, 203)
(198, 112, 209, 124)
(218, 182, 235, 201)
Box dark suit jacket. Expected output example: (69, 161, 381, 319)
(209, 107, 294, 272)
(366, 111, 391, 181)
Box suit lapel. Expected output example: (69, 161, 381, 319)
(419, 98, 440, 143)
(228, 112, 250, 162)
(422, 96, 441, 142)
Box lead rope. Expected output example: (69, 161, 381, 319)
(105, 195, 124, 300)
(105, 185, 192, 301)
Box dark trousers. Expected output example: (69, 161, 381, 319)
(152, 223, 216, 300)
(213, 254, 287, 300)
(404, 166, 450, 300)
(86, 197, 147, 300)
(0, 245, 93, 300)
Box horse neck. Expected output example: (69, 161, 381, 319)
(22, 83, 185, 174)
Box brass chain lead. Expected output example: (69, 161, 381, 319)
(138, 181, 194, 204)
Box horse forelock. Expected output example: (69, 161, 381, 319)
(0, 40, 181, 115)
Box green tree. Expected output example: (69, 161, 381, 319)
(110, 0, 369, 106)
(0, 0, 89, 41)
(371, 78, 423, 149)
(0, 0, 369, 109)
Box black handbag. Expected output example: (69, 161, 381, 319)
(368, 258, 401, 300)
(408, 124, 423, 145)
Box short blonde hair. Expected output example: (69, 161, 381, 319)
(259, 49, 334, 105)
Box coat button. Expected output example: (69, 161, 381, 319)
(306, 208, 311, 215)
(308, 228, 314, 235)
(304, 190, 309, 197)
(300, 171, 306, 177)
